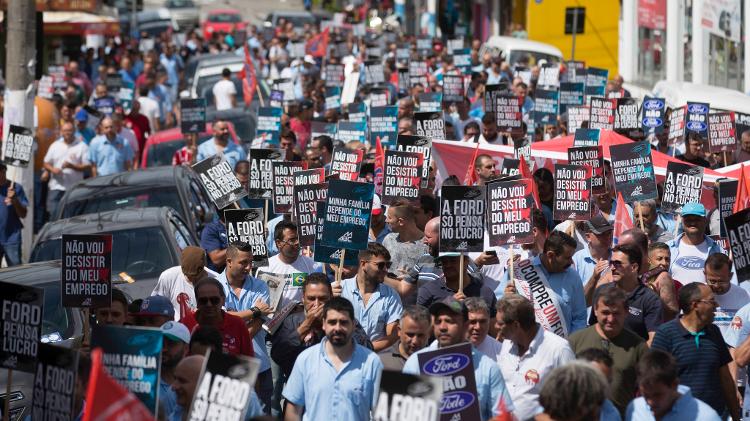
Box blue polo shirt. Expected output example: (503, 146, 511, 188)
(200, 221, 227, 273)
(651, 318, 732, 415)
(572, 246, 611, 287)
(625, 385, 721, 421)
(340, 277, 403, 342)
(88, 134, 134, 176)
(403, 341, 515, 421)
(283, 338, 383, 421)
(159, 380, 179, 421)
(218, 271, 271, 372)
(196, 138, 247, 169)
(0, 182, 27, 244)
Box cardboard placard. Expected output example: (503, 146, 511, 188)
(313, 201, 359, 267)
(180, 98, 206, 134)
(248, 149, 283, 200)
(347, 103, 367, 122)
(718, 179, 739, 237)
(330, 147, 363, 181)
(573, 128, 600, 147)
(568, 146, 605, 194)
(641, 97, 666, 135)
(320, 179, 374, 250)
(496, 96, 523, 135)
(373, 370, 442, 421)
(661, 162, 704, 214)
(686, 102, 710, 140)
(585, 67, 608, 97)
(538, 64, 561, 89)
(614, 97, 640, 134)
(566, 106, 590, 135)
(383, 150, 424, 205)
(442, 74, 465, 103)
(708, 112, 736, 153)
(415, 112, 445, 139)
(559, 82, 585, 115)
(667, 105, 687, 146)
(554, 164, 592, 220)
(418, 92, 443, 112)
(3, 125, 34, 167)
(486, 179, 535, 246)
(533, 88, 559, 125)
(588, 97, 616, 130)
(32, 343, 79, 420)
(293, 182, 328, 247)
(726, 207, 750, 282)
(0, 281, 43, 373)
(61, 234, 113, 308)
(416, 343, 481, 420)
(325, 63, 345, 88)
(439, 186, 485, 253)
(325, 87, 342, 111)
(255, 107, 283, 146)
(609, 142, 658, 203)
(370, 106, 399, 147)
(192, 155, 248, 209)
(365, 60, 385, 86)
(224, 208, 268, 266)
(337, 120, 368, 144)
(563, 60, 586, 84)
(271, 161, 305, 214)
(397, 134, 432, 188)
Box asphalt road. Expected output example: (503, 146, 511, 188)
(143, 0, 305, 26)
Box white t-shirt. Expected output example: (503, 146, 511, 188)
(43, 137, 89, 191)
(137, 96, 161, 132)
(254, 254, 323, 310)
(670, 240, 711, 285)
(475, 335, 503, 365)
(716, 284, 750, 342)
(212, 79, 237, 111)
(151, 265, 219, 320)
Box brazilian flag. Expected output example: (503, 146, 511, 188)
(291, 273, 307, 287)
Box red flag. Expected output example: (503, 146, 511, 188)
(733, 163, 750, 214)
(374, 136, 385, 195)
(237, 45, 257, 107)
(519, 155, 541, 208)
(463, 140, 482, 185)
(613, 192, 634, 246)
(306, 27, 330, 58)
(83, 348, 155, 421)
(491, 396, 513, 421)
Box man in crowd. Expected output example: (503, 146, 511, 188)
(43, 121, 89, 218)
(88, 116, 134, 177)
(705, 253, 749, 341)
(132, 295, 175, 328)
(172, 355, 205, 420)
(667, 203, 725, 284)
(473, 154, 497, 186)
(633, 200, 674, 244)
(311, 135, 333, 170)
(0, 162, 27, 266)
(537, 362, 609, 421)
(676, 133, 711, 168)
(94, 288, 128, 326)
(368, 194, 391, 244)
(212, 68, 237, 110)
(467, 297, 503, 362)
(379, 304, 431, 370)
(152, 246, 218, 320)
(159, 321, 189, 420)
(572, 214, 613, 301)
(382, 200, 428, 277)
(200, 208, 229, 273)
(196, 120, 246, 168)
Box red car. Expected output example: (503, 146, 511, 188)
(141, 123, 239, 168)
(202, 8, 247, 40)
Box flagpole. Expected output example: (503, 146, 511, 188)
(459, 252, 464, 294)
(509, 245, 515, 291)
(336, 249, 345, 285)
(636, 201, 645, 231)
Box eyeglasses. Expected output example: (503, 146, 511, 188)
(697, 298, 718, 306)
(367, 261, 392, 270)
(197, 296, 221, 306)
(281, 238, 300, 245)
(609, 260, 629, 268)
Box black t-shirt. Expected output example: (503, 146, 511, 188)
(589, 283, 663, 340)
(676, 154, 711, 168)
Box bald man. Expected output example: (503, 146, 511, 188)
(173, 355, 204, 419)
(43, 121, 90, 217)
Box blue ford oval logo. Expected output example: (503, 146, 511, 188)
(642, 117, 663, 127)
(643, 99, 664, 110)
(688, 104, 708, 114)
(686, 121, 707, 131)
(422, 353, 471, 376)
(441, 392, 476, 413)
(675, 256, 705, 269)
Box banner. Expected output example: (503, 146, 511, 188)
(614, 97, 640, 135)
(589, 97, 616, 130)
(62, 234, 113, 308)
(248, 149, 283, 200)
(321, 179, 374, 250)
(661, 162, 704, 214)
(415, 112, 445, 139)
(180, 98, 206, 134)
(33, 344, 78, 420)
(486, 179, 534, 246)
(686, 102, 710, 140)
(192, 155, 248, 209)
(585, 67, 608, 97)
(272, 161, 305, 214)
(293, 178, 327, 247)
(702, 0, 742, 42)
(439, 186, 485, 253)
(568, 146, 605, 194)
(638, 0, 667, 30)
(559, 82, 585, 115)
(641, 96, 666, 135)
(0, 281, 43, 373)
(255, 107, 283, 146)
(313, 201, 359, 267)
(442, 75, 465, 103)
(496, 96, 523, 136)
(726, 207, 750, 282)
(533, 88, 559, 125)
(609, 142, 658, 203)
(708, 112, 736, 153)
(418, 92, 443, 112)
(224, 209, 268, 266)
(566, 106, 590, 134)
(397, 134, 432, 188)
(330, 147, 363, 181)
(383, 150, 424, 205)
(416, 343, 481, 421)
(337, 120, 368, 144)
(513, 258, 570, 337)
(325, 63, 345, 88)
(370, 106, 399, 147)
(718, 179, 739, 237)
(554, 164, 592, 220)
(3, 125, 33, 167)
(667, 105, 687, 146)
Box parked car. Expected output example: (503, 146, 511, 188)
(183, 52, 243, 92)
(52, 166, 214, 239)
(120, 8, 180, 38)
(480, 36, 563, 68)
(0, 261, 87, 421)
(207, 107, 257, 145)
(264, 11, 315, 35)
(140, 122, 239, 168)
(202, 8, 247, 40)
(165, 0, 199, 30)
(187, 60, 243, 101)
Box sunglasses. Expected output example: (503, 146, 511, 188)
(609, 260, 629, 269)
(198, 296, 221, 306)
(367, 261, 392, 270)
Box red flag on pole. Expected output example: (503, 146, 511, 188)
(519, 155, 541, 208)
(305, 27, 330, 58)
(463, 140, 482, 186)
(733, 163, 750, 214)
(237, 44, 257, 107)
(374, 136, 385, 196)
(83, 348, 155, 421)
(613, 192, 634, 246)
(491, 396, 513, 421)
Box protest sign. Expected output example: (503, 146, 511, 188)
(321, 179, 374, 250)
(486, 179, 534, 246)
(585, 67, 608, 97)
(62, 234, 113, 308)
(416, 343, 481, 420)
(614, 97, 640, 135)
(0, 281, 43, 373)
(443, 74, 465, 103)
(311, 121, 337, 139)
(514, 137, 532, 161)
(416, 37, 432, 55)
(248, 149, 283, 200)
(573, 128, 600, 147)
(484, 83, 511, 117)
(38, 75, 54, 99)
(255, 107, 283, 146)
(514, 67, 532, 86)
(293, 181, 327, 247)
(409, 60, 429, 87)
(330, 147, 363, 181)
(93, 96, 116, 116)
(418, 92, 443, 112)
(91, 324, 162, 414)
(365, 60, 385, 85)
(325, 63, 345, 88)
(396, 47, 410, 63)
(559, 82, 585, 115)
(187, 349, 260, 421)
(538, 64, 561, 89)
(370, 106, 399, 147)
(397, 134, 432, 188)
(48, 65, 67, 89)
(272, 161, 305, 214)
(325, 87, 342, 110)
(726, 208, 750, 282)
(415, 112, 446, 139)
(496, 96, 523, 135)
(563, 60, 586, 83)
(313, 201, 359, 267)
(718, 179, 739, 237)
(609, 142, 658, 202)
(566, 106, 590, 134)
(192, 155, 247, 209)
(3, 125, 33, 167)
(397, 68, 409, 92)
(589, 97, 616, 130)
(32, 344, 79, 420)
(708, 112, 736, 153)
(180, 98, 206, 134)
(667, 105, 687, 145)
(337, 120, 368, 144)
(347, 103, 367, 122)
(373, 370, 442, 421)
(224, 209, 268, 266)
(533, 88, 559, 125)
(118, 81, 135, 113)
(500, 158, 520, 176)
(641, 97, 666, 135)
(447, 37, 464, 53)
(369, 87, 389, 107)
(383, 150, 423, 205)
(439, 186, 485, 253)
(661, 162, 704, 214)
(269, 90, 284, 108)
(273, 78, 295, 104)
(289, 42, 305, 58)
(554, 164, 592, 220)
(735, 112, 750, 143)
(341, 71, 360, 105)
(568, 146, 605, 194)
(453, 48, 472, 74)
(686, 102, 710, 140)
(105, 73, 123, 94)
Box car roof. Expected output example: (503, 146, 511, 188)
(270, 11, 314, 18)
(188, 53, 242, 68)
(0, 260, 63, 285)
(482, 36, 563, 58)
(208, 8, 241, 15)
(196, 62, 244, 77)
(37, 207, 176, 241)
(67, 166, 184, 190)
(145, 122, 237, 145)
(652, 80, 750, 114)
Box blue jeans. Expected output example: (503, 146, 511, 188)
(1, 242, 21, 266)
(257, 368, 274, 415)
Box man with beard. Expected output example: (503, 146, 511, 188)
(283, 297, 383, 421)
(158, 321, 190, 421)
(667, 203, 725, 285)
(196, 120, 246, 169)
(379, 304, 431, 370)
(633, 200, 674, 244)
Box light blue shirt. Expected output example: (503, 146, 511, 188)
(218, 271, 272, 372)
(282, 338, 383, 421)
(601, 399, 622, 421)
(403, 341, 515, 421)
(266, 215, 284, 256)
(572, 246, 611, 287)
(168, 390, 263, 421)
(625, 385, 721, 421)
(196, 138, 247, 170)
(159, 380, 179, 421)
(340, 276, 403, 342)
(88, 134, 134, 176)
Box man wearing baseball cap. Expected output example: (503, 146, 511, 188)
(403, 296, 515, 420)
(572, 214, 613, 301)
(152, 246, 219, 320)
(367, 194, 391, 244)
(159, 321, 189, 421)
(132, 295, 175, 327)
(666, 203, 725, 285)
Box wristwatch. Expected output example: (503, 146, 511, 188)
(250, 306, 261, 320)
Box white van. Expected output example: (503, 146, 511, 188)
(652, 80, 750, 114)
(479, 36, 563, 67)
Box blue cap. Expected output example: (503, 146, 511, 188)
(681, 202, 706, 217)
(135, 295, 175, 318)
(74, 109, 88, 122)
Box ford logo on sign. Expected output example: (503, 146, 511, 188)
(686, 121, 707, 131)
(422, 354, 471, 376)
(441, 392, 476, 413)
(688, 104, 708, 114)
(642, 117, 663, 127)
(643, 99, 664, 110)
(675, 256, 705, 269)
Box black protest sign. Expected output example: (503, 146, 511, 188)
(442, 74, 465, 103)
(248, 149, 283, 200)
(409, 60, 429, 87)
(554, 164, 592, 220)
(559, 82, 585, 115)
(325, 63, 345, 88)
(383, 150, 423, 205)
(589, 97, 616, 130)
(330, 147, 363, 181)
(708, 112, 736, 153)
(32, 343, 79, 420)
(609, 142, 658, 203)
(573, 128, 601, 147)
(686, 102, 710, 140)
(294, 168, 326, 186)
(500, 158, 520, 176)
(3, 125, 33, 167)
(718, 179, 738, 237)
(192, 155, 248, 209)
(415, 112, 445, 139)
(484, 83, 511, 116)
(453, 48, 472, 74)
(661, 162, 704, 214)
(614, 97, 640, 134)
(566, 106, 590, 134)
(224, 209, 268, 266)
(533, 88, 559, 125)
(293, 182, 327, 247)
(416, 342, 481, 420)
(585, 67, 608, 97)
(538, 64, 560, 88)
(735, 112, 750, 143)
(726, 208, 750, 282)
(272, 161, 305, 214)
(365, 60, 385, 86)
(418, 92, 443, 112)
(321, 179, 374, 250)
(396, 47, 410, 63)
(641, 97, 666, 135)
(439, 186, 485, 253)
(563, 60, 586, 83)
(416, 37, 432, 55)
(180, 98, 207, 134)
(514, 137, 532, 161)
(105, 73, 123, 94)
(313, 201, 359, 267)
(369, 87, 389, 107)
(397, 134, 432, 188)
(568, 146, 605, 194)
(62, 234, 113, 308)
(667, 106, 687, 145)
(373, 371, 441, 421)
(370, 106, 399, 147)
(496, 96, 523, 135)
(188, 349, 260, 421)
(486, 179, 534, 246)
(397, 68, 409, 92)
(0, 281, 43, 373)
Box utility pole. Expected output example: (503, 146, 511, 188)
(2, 0, 36, 263)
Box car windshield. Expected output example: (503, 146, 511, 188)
(60, 187, 184, 219)
(139, 21, 172, 37)
(508, 50, 560, 68)
(224, 115, 254, 142)
(209, 13, 240, 23)
(197, 74, 242, 106)
(284, 15, 314, 27)
(31, 227, 174, 279)
(167, 0, 194, 7)
(146, 136, 212, 167)
(39, 280, 75, 341)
